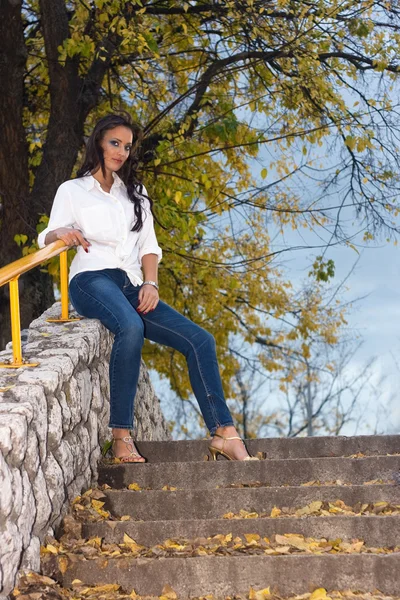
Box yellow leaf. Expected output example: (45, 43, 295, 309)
(91, 584, 121, 593)
(244, 533, 260, 543)
(86, 536, 102, 547)
(91, 499, 105, 510)
(250, 587, 271, 600)
(123, 533, 143, 554)
(261, 168, 268, 179)
(120, 515, 131, 521)
(161, 584, 178, 599)
(58, 556, 68, 574)
(128, 483, 142, 491)
(174, 191, 182, 204)
(309, 501, 323, 512)
(310, 589, 329, 600)
(44, 544, 59, 554)
(270, 506, 281, 517)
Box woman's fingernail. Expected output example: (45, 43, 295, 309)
(84, 248, 88, 253)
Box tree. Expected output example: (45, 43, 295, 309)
(1, 0, 399, 408)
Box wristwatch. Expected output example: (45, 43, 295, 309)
(143, 280, 159, 290)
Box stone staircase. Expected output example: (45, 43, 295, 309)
(38, 435, 400, 598)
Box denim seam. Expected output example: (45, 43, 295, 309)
(140, 316, 220, 428)
(72, 278, 130, 427)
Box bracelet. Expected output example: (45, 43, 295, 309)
(143, 280, 159, 290)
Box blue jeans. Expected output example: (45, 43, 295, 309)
(69, 268, 234, 434)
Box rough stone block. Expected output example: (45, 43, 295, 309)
(0, 411, 27, 467)
(0, 520, 23, 594)
(17, 469, 36, 548)
(42, 453, 65, 524)
(24, 429, 39, 480)
(0, 417, 13, 458)
(18, 368, 59, 395)
(19, 535, 40, 574)
(0, 452, 13, 518)
(53, 439, 74, 487)
(32, 467, 52, 537)
(76, 370, 92, 422)
(47, 396, 63, 449)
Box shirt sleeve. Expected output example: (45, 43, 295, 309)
(37, 182, 76, 248)
(137, 185, 162, 263)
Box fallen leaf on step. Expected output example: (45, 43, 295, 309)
(244, 534, 260, 544)
(128, 482, 142, 491)
(57, 556, 68, 575)
(42, 544, 59, 555)
(160, 584, 178, 599)
(249, 586, 271, 599)
(270, 506, 281, 517)
(310, 589, 331, 600)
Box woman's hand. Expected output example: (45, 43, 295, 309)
(55, 228, 91, 252)
(137, 284, 159, 314)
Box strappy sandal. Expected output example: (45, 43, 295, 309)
(111, 436, 146, 464)
(208, 433, 262, 461)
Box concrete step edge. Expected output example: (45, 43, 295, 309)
(102, 483, 400, 521)
(82, 514, 400, 547)
(98, 455, 400, 490)
(128, 435, 400, 462)
(46, 553, 400, 597)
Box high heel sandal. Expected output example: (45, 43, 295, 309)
(111, 436, 146, 464)
(208, 433, 261, 461)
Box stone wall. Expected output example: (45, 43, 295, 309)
(0, 302, 171, 598)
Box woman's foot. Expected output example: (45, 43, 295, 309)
(209, 425, 253, 460)
(111, 429, 146, 463)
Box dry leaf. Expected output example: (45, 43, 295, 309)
(160, 584, 178, 599)
(310, 588, 331, 600)
(58, 556, 68, 575)
(128, 483, 142, 491)
(244, 534, 260, 544)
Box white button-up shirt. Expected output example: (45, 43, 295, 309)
(37, 173, 162, 286)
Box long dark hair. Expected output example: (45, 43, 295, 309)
(76, 113, 152, 232)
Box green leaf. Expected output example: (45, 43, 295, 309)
(101, 440, 113, 457)
(143, 32, 159, 54)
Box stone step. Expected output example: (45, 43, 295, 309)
(102, 484, 399, 521)
(99, 455, 399, 490)
(83, 514, 400, 547)
(48, 553, 400, 596)
(133, 434, 400, 462)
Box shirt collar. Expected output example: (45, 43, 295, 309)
(80, 171, 124, 191)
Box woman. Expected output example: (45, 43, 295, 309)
(38, 114, 260, 463)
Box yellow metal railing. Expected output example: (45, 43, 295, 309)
(0, 240, 80, 369)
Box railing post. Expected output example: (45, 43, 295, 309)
(60, 250, 69, 320)
(0, 277, 39, 368)
(9, 277, 22, 366)
(46, 249, 81, 324)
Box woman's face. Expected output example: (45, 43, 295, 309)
(100, 125, 133, 172)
